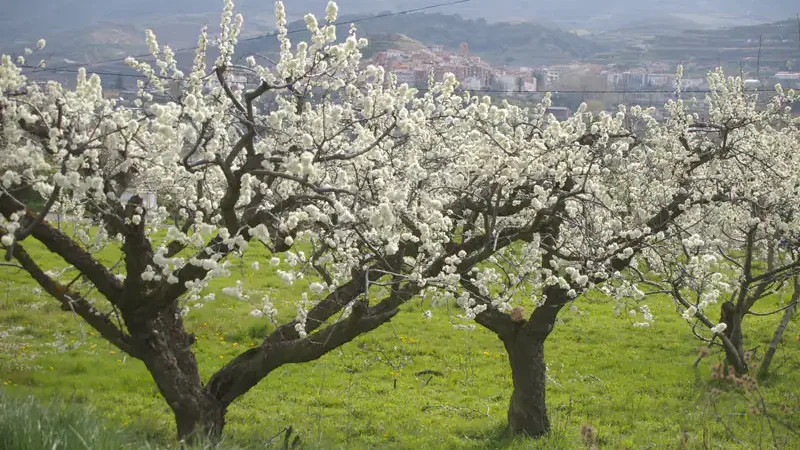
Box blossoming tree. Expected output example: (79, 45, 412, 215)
(627, 85, 800, 376)
(414, 73, 797, 436)
(1, 0, 798, 443)
(0, 0, 440, 440)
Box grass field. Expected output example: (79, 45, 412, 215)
(1, 237, 798, 449)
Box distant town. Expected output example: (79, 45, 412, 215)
(365, 41, 800, 93)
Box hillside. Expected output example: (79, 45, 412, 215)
(7, 10, 601, 80)
(5, 20, 209, 67)
(239, 12, 603, 66)
(594, 18, 800, 74)
(360, 33, 430, 58)
(516, 0, 794, 30)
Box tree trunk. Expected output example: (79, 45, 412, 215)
(720, 302, 747, 374)
(504, 331, 549, 437)
(758, 301, 796, 379)
(729, 310, 744, 364)
(173, 391, 226, 443)
(127, 305, 226, 443)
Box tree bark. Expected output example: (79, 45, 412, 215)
(720, 301, 747, 374)
(758, 297, 797, 379)
(127, 305, 226, 443)
(504, 331, 549, 437)
(496, 277, 568, 438)
(729, 309, 744, 360)
(173, 392, 226, 444)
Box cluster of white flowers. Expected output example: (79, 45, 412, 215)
(710, 323, 728, 334)
(249, 295, 278, 323)
(631, 305, 654, 328)
(221, 281, 247, 300)
(681, 305, 698, 321)
(455, 292, 488, 320)
(294, 303, 309, 338)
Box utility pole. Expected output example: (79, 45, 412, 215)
(756, 34, 763, 81)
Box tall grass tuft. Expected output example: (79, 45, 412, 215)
(0, 389, 141, 449)
(0, 389, 310, 449)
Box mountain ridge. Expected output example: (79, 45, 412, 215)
(1, 0, 795, 43)
(235, 12, 603, 66)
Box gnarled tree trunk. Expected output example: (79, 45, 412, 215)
(128, 306, 226, 443)
(173, 392, 226, 443)
(504, 331, 549, 437)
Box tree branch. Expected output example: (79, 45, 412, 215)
(215, 66, 245, 114)
(11, 242, 139, 357)
(0, 193, 125, 304)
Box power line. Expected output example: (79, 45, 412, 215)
(24, 66, 170, 79)
(309, 0, 471, 32)
(43, 0, 472, 71)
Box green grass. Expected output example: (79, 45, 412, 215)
(1, 237, 799, 449)
(0, 390, 277, 450)
(0, 390, 143, 450)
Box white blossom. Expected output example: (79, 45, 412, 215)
(325, 1, 338, 22)
(308, 282, 325, 295)
(710, 323, 728, 334)
(681, 306, 697, 321)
